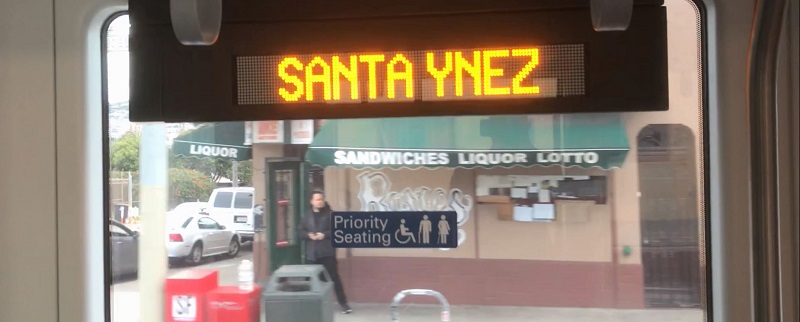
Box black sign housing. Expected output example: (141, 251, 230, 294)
(129, 0, 668, 122)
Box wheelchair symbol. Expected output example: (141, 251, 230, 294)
(394, 219, 417, 244)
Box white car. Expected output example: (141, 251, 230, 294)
(165, 214, 240, 265)
(169, 202, 208, 217)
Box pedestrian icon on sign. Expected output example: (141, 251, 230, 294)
(419, 215, 432, 244)
(438, 215, 450, 244)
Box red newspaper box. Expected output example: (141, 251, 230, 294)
(165, 269, 219, 322)
(206, 285, 262, 322)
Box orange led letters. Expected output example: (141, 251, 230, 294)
(386, 54, 413, 99)
(332, 55, 359, 100)
(275, 47, 540, 103)
(454, 51, 482, 97)
(427, 52, 453, 97)
(359, 54, 385, 99)
(277, 57, 304, 102)
(305, 57, 332, 101)
(482, 50, 510, 96)
(512, 48, 540, 95)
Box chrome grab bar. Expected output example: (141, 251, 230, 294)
(390, 289, 451, 322)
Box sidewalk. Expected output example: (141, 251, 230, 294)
(113, 292, 704, 322)
(336, 303, 704, 322)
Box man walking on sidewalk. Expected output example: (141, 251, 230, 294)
(300, 190, 353, 314)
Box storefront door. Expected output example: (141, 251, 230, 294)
(265, 158, 307, 273)
(637, 125, 701, 308)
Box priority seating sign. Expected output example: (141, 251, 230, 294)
(331, 211, 457, 248)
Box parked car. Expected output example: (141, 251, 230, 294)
(169, 201, 208, 217)
(202, 187, 256, 244)
(110, 219, 139, 279)
(165, 214, 240, 265)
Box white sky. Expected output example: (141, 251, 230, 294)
(107, 15, 130, 105)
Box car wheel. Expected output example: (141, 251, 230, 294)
(186, 242, 203, 265)
(227, 237, 240, 257)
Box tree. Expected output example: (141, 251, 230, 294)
(226, 160, 253, 186)
(211, 159, 232, 182)
(169, 168, 215, 204)
(110, 132, 140, 172)
(170, 153, 216, 176)
(171, 155, 238, 183)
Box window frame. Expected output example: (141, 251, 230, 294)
(96, 2, 733, 321)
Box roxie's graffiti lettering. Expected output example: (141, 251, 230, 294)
(356, 171, 472, 249)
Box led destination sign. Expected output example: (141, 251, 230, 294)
(129, 3, 669, 122)
(236, 44, 584, 105)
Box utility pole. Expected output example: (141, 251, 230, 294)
(232, 160, 239, 187)
(128, 170, 133, 207)
(138, 123, 168, 322)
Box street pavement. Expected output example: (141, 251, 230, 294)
(336, 304, 704, 322)
(111, 249, 704, 322)
(111, 249, 251, 322)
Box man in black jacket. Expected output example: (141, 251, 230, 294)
(299, 190, 352, 314)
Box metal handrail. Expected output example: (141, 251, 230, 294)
(746, 0, 789, 321)
(390, 289, 451, 322)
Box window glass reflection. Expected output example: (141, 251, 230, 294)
(106, 1, 707, 321)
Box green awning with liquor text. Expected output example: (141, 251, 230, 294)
(172, 122, 252, 161)
(306, 114, 629, 170)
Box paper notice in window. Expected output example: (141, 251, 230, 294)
(538, 189, 551, 203)
(533, 203, 555, 220)
(511, 188, 528, 198)
(513, 206, 533, 222)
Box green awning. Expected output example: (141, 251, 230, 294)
(306, 114, 629, 169)
(172, 122, 252, 161)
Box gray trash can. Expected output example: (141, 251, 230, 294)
(262, 264, 334, 322)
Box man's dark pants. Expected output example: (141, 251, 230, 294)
(308, 256, 348, 307)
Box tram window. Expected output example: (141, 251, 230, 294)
(105, 0, 708, 321)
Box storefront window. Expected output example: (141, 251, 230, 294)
(107, 0, 707, 320)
